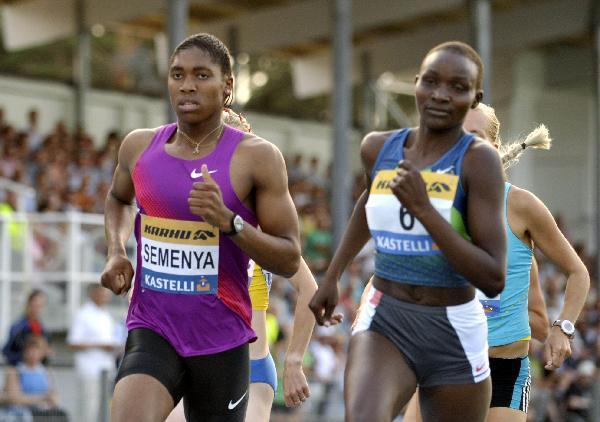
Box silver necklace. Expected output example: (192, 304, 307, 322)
(177, 122, 224, 154)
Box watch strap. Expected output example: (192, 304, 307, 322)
(552, 319, 575, 338)
(223, 214, 238, 236)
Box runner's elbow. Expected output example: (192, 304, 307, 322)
(279, 254, 301, 278)
(277, 245, 301, 278)
(478, 266, 505, 297)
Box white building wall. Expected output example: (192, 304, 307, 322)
(505, 51, 593, 248)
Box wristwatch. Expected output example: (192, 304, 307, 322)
(224, 214, 244, 236)
(552, 319, 575, 339)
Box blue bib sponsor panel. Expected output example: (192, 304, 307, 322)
(477, 290, 501, 317)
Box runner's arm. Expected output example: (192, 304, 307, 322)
(227, 141, 301, 277)
(528, 258, 549, 341)
(520, 190, 589, 325)
(518, 189, 589, 368)
(310, 131, 390, 325)
(101, 129, 152, 294)
(104, 131, 139, 258)
(283, 258, 317, 406)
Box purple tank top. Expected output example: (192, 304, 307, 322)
(129, 123, 257, 356)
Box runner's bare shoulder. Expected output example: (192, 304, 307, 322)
(118, 127, 161, 172)
(236, 132, 286, 175)
(361, 130, 398, 175)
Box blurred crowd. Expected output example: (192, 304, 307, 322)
(0, 107, 118, 214)
(0, 108, 599, 421)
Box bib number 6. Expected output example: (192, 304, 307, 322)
(399, 206, 415, 230)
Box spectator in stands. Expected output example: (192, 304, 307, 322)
(310, 327, 341, 418)
(97, 130, 120, 183)
(24, 109, 43, 152)
(0, 136, 25, 181)
(287, 153, 306, 184)
(2, 290, 48, 366)
(305, 156, 326, 189)
(3, 335, 67, 422)
(528, 368, 562, 422)
(67, 284, 121, 422)
(564, 359, 596, 422)
(68, 175, 97, 213)
(303, 205, 332, 274)
(0, 107, 6, 131)
(68, 150, 100, 195)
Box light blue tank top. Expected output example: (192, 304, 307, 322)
(478, 183, 532, 346)
(365, 128, 474, 288)
(17, 363, 49, 395)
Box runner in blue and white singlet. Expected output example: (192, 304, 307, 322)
(366, 128, 473, 287)
(402, 104, 591, 422)
(310, 41, 507, 422)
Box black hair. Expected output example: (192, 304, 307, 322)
(170, 33, 232, 77)
(426, 41, 484, 91)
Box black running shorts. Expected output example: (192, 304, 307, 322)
(116, 328, 249, 421)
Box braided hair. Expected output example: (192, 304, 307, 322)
(476, 103, 552, 170)
(223, 108, 252, 133)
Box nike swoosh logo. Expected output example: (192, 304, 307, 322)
(190, 168, 218, 179)
(228, 391, 247, 410)
(475, 363, 487, 372)
(436, 165, 454, 174)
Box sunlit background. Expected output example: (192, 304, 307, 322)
(0, 0, 599, 421)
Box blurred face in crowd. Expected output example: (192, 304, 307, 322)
(415, 49, 481, 131)
(23, 337, 48, 366)
(26, 292, 46, 320)
(90, 285, 112, 307)
(28, 109, 38, 126)
(168, 47, 232, 126)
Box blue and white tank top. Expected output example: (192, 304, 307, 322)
(365, 128, 474, 288)
(478, 183, 532, 346)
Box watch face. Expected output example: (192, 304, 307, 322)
(233, 215, 244, 232)
(561, 320, 575, 335)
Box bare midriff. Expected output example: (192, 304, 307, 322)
(489, 340, 529, 359)
(373, 275, 475, 307)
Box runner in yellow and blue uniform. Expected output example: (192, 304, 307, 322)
(245, 258, 326, 422)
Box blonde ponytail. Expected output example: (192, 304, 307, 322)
(223, 107, 252, 133)
(499, 124, 552, 170)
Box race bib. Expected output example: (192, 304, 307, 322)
(366, 169, 458, 256)
(476, 289, 501, 317)
(140, 215, 219, 295)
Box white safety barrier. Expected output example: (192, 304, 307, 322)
(0, 211, 132, 344)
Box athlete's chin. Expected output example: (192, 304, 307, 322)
(422, 117, 461, 132)
(175, 113, 205, 125)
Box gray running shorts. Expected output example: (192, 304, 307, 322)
(353, 286, 490, 387)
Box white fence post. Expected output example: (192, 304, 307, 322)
(67, 212, 82, 326)
(0, 215, 11, 345)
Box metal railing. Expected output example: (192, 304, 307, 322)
(0, 177, 37, 212)
(0, 211, 131, 345)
